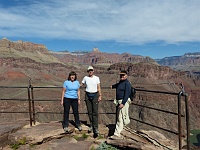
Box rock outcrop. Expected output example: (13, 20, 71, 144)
(108, 62, 186, 80)
(156, 52, 200, 79)
(0, 38, 60, 64)
(157, 52, 200, 66)
(0, 120, 180, 150)
(51, 49, 157, 66)
(0, 38, 47, 53)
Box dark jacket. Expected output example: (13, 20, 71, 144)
(112, 79, 131, 105)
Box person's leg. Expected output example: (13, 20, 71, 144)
(122, 101, 130, 126)
(71, 99, 81, 127)
(63, 98, 71, 129)
(92, 94, 99, 134)
(114, 107, 124, 137)
(85, 93, 93, 128)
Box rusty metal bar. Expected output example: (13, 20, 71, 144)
(29, 99, 60, 101)
(28, 99, 113, 101)
(130, 117, 179, 135)
(0, 86, 27, 88)
(135, 88, 179, 95)
(132, 103, 184, 117)
(0, 98, 29, 101)
(35, 112, 115, 114)
(30, 85, 36, 125)
(0, 111, 30, 113)
(27, 86, 32, 126)
(184, 93, 190, 150)
(30, 86, 62, 88)
(178, 91, 183, 150)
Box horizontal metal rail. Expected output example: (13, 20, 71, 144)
(0, 111, 30, 113)
(135, 88, 179, 95)
(0, 98, 29, 101)
(132, 103, 185, 117)
(0, 86, 28, 88)
(130, 117, 179, 135)
(35, 112, 115, 115)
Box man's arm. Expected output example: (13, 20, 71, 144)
(97, 83, 102, 101)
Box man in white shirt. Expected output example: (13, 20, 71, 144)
(81, 66, 102, 138)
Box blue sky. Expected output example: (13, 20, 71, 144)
(0, 0, 200, 59)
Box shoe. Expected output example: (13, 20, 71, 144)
(77, 126, 82, 131)
(88, 126, 93, 133)
(109, 135, 123, 140)
(93, 130, 99, 138)
(93, 132, 99, 138)
(63, 127, 69, 133)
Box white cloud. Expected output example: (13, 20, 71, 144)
(0, 0, 200, 44)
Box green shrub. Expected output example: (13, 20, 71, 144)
(74, 135, 79, 140)
(189, 129, 200, 146)
(82, 133, 89, 139)
(10, 137, 27, 150)
(96, 142, 119, 150)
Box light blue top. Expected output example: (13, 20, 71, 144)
(63, 80, 80, 99)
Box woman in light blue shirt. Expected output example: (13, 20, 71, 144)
(61, 71, 81, 132)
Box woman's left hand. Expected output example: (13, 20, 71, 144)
(78, 99, 81, 105)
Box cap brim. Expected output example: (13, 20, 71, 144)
(119, 73, 126, 75)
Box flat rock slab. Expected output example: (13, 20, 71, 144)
(1, 120, 180, 150)
(106, 127, 179, 150)
(0, 119, 30, 147)
(29, 136, 93, 150)
(5, 121, 103, 150)
(8, 121, 67, 144)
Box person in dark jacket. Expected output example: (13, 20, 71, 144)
(110, 70, 132, 139)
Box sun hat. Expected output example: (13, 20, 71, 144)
(87, 66, 94, 71)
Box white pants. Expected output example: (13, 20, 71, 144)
(113, 98, 131, 136)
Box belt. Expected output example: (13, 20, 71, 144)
(86, 91, 98, 94)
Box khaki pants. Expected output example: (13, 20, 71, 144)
(113, 98, 131, 136)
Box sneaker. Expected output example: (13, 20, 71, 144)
(109, 135, 123, 140)
(63, 127, 69, 133)
(93, 132, 99, 138)
(93, 130, 99, 138)
(77, 126, 82, 131)
(88, 126, 93, 133)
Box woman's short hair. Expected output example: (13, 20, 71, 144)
(68, 71, 77, 80)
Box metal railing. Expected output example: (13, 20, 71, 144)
(0, 83, 190, 150)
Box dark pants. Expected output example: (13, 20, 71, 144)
(63, 97, 81, 128)
(85, 92, 99, 132)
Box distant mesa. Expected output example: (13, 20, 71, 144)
(0, 37, 47, 50)
(2, 37, 8, 40)
(92, 47, 100, 53)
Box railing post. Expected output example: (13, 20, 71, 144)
(27, 84, 32, 126)
(31, 84, 36, 125)
(178, 91, 183, 150)
(184, 92, 190, 150)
